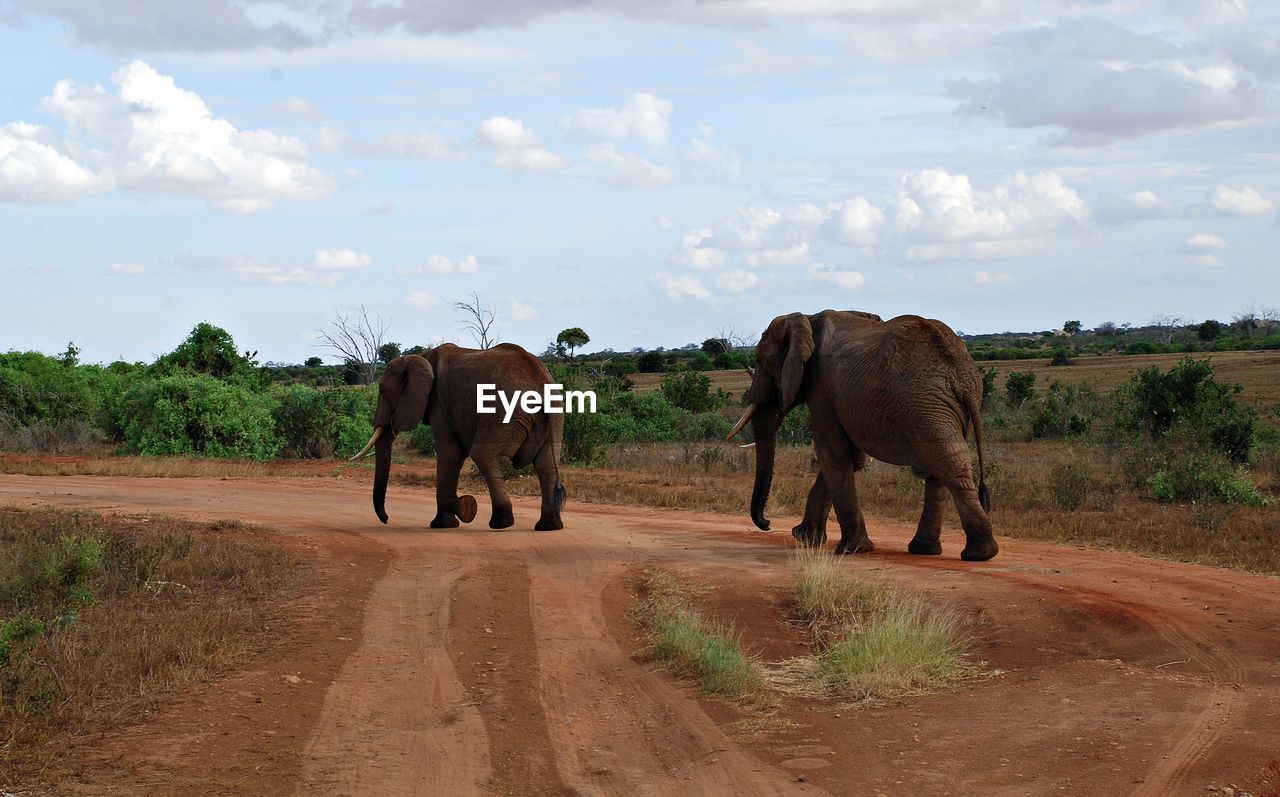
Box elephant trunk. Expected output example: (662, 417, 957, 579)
(372, 427, 395, 524)
(749, 404, 779, 531)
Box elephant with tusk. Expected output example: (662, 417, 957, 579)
(351, 344, 565, 531)
(728, 310, 997, 561)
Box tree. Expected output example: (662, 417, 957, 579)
(1231, 308, 1258, 338)
(1063, 320, 1082, 336)
(304, 356, 323, 368)
(701, 337, 729, 355)
(637, 351, 665, 372)
(317, 306, 390, 386)
(377, 342, 402, 363)
(1258, 307, 1280, 334)
(453, 292, 497, 349)
(1198, 319, 1222, 342)
(1149, 314, 1184, 345)
(556, 327, 590, 362)
(157, 322, 256, 380)
(60, 341, 81, 368)
(1005, 371, 1036, 408)
(1096, 321, 1117, 336)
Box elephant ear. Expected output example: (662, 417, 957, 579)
(778, 313, 814, 409)
(391, 355, 434, 432)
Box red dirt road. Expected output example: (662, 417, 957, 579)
(2, 474, 1278, 796)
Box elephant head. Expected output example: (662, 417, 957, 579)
(350, 354, 433, 524)
(727, 313, 814, 531)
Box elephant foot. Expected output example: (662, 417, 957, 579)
(834, 536, 875, 555)
(430, 513, 460, 529)
(907, 536, 942, 556)
(489, 507, 515, 530)
(455, 495, 478, 524)
(960, 536, 1000, 562)
(791, 523, 826, 548)
(535, 516, 563, 531)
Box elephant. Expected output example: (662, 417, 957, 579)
(727, 310, 997, 561)
(350, 344, 565, 531)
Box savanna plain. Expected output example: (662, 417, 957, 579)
(2, 341, 1280, 797)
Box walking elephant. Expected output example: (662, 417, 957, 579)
(350, 343, 565, 531)
(727, 310, 997, 561)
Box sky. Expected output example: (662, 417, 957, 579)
(1, 0, 1277, 364)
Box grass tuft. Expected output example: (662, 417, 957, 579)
(789, 548, 978, 703)
(631, 568, 762, 698)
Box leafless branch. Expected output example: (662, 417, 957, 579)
(315, 305, 390, 385)
(1148, 313, 1185, 345)
(453, 292, 498, 349)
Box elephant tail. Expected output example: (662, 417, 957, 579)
(965, 391, 991, 513)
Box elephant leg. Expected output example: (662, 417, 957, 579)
(533, 443, 563, 531)
(908, 477, 946, 555)
(470, 445, 516, 530)
(814, 447, 872, 556)
(933, 448, 998, 561)
(430, 445, 464, 528)
(791, 472, 830, 548)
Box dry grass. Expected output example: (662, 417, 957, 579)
(784, 549, 979, 704)
(631, 568, 763, 698)
(0, 449, 352, 478)
(0, 506, 307, 786)
(632, 350, 1280, 407)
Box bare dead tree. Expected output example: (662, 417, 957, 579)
(1149, 313, 1185, 345)
(316, 305, 390, 385)
(1231, 306, 1259, 337)
(718, 324, 759, 352)
(1257, 306, 1280, 334)
(453, 292, 498, 349)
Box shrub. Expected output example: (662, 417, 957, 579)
(272, 385, 340, 458)
(153, 322, 260, 384)
(1049, 348, 1076, 366)
(636, 352, 665, 373)
(779, 403, 813, 445)
(660, 370, 728, 413)
(1149, 454, 1268, 506)
(1052, 462, 1092, 511)
(410, 424, 436, 456)
(0, 352, 98, 427)
(1113, 357, 1255, 463)
(978, 366, 997, 407)
(1005, 371, 1036, 408)
(117, 375, 279, 460)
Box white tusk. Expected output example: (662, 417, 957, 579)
(726, 404, 758, 441)
(738, 442, 756, 449)
(348, 426, 384, 461)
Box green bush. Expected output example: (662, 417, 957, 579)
(1048, 349, 1076, 366)
(660, 370, 729, 413)
(1005, 371, 1036, 408)
(117, 375, 279, 460)
(272, 385, 340, 458)
(1113, 357, 1256, 463)
(1149, 454, 1268, 506)
(153, 322, 261, 385)
(779, 403, 813, 445)
(0, 352, 97, 427)
(410, 424, 436, 456)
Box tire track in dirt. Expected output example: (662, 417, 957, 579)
(297, 546, 491, 797)
(448, 559, 574, 797)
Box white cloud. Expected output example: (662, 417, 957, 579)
(401, 254, 481, 276)
(1181, 233, 1228, 251)
(806, 263, 865, 289)
(312, 248, 373, 270)
(686, 137, 741, 181)
(1094, 189, 1179, 226)
(277, 97, 322, 121)
(476, 116, 541, 148)
(494, 147, 567, 172)
(653, 273, 712, 301)
(825, 197, 885, 246)
(229, 257, 340, 286)
(0, 122, 113, 203)
(509, 299, 537, 321)
(106, 262, 147, 276)
(667, 228, 726, 272)
(1190, 253, 1226, 268)
(563, 93, 672, 149)
(1207, 186, 1275, 218)
(974, 270, 1015, 285)
(948, 59, 1263, 145)
(26, 60, 332, 212)
(373, 131, 467, 160)
(585, 144, 670, 187)
(405, 290, 440, 309)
